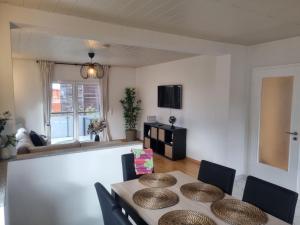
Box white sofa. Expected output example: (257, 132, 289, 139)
(15, 128, 117, 155)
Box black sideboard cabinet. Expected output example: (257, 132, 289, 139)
(143, 122, 187, 160)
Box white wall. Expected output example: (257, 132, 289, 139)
(0, 13, 15, 133)
(108, 67, 136, 139)
(249, 37, 300, 67)
(6, 143, 142, 225)
(136, 55, 232, 167)
(226, 50, 250, 175)
(12, 59, 136, 139)
(13, 59, 44, 133)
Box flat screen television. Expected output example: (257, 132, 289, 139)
(158, 85, 182, 109)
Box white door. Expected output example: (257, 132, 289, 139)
(249, 64, 300, 192)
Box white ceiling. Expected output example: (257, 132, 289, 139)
(11, 28, 196, 67)
(3, 0, 300, 45)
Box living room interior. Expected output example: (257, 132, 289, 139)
(1, 1, 300, 225)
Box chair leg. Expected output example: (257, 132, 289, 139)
(122, 208, 129, 218)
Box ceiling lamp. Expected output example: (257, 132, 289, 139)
(80, 52, 104, 79)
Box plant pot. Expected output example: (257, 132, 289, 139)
(0, 147, 11, 160)
(125, 129, 137, 141)
(0, 135, 7, 148)
(94, 134, 100, 142)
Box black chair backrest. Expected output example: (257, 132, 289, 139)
(94, 182, 120, 225)
(112, 208, 132, 225)
(121, 153, 140, 181)
(242, 176, 298, 224)
(198, 160, 236, 195)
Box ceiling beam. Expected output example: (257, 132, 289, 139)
(0, 3, 246, 56)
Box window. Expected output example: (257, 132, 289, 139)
(77, 83, 100, 141)
(50, 82, 100, 143)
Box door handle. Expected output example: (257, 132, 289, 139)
(286, 131, 298, 136)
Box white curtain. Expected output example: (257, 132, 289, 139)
(38, 60, 54, 139)
(99, 65, 112, 141)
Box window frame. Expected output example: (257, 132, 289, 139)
(75, 81, 101, 141)
(50, 80, 101, 142)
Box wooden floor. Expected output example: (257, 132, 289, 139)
(153, 153, 200, 178)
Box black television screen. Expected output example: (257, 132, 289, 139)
(158, 85, 182, 109)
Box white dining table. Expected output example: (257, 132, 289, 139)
(111, 171, 288, 225)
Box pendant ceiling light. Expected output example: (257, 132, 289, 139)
(80, 52, 104, 79)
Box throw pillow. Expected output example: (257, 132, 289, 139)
(15, 128, 28, 141)
(132, 148, 154, 175)
(30, 131, 47, 146)
(16, 128, 34, 154)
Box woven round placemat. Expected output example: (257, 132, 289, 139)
(211, 199, 268, 225)
(139, 173, 177, 188)
(133, 188, 179, 209)
(180, 182, 225, 202)
(158, 210, 217, 225)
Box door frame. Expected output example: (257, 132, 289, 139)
(249, 63, 300, 192)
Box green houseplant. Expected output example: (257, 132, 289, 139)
(0, 111, 16, 159)
(120, 88, 142, 141)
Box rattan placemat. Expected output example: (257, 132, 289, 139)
(133, 188, 179, 209)
(159, 210, 217, 225)
(139, 173, 177, 188)
(180, 182, 225, 202)
(211, 199, 268, 225)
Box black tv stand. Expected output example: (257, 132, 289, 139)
(143, 122, 187, 160)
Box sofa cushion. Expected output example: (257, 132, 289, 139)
(30, 131, 47, 146)
(16, 128, 34, 154)
(29, 140, 81, 153)
(17, 146, 30, 154)
(16, 128, 28, 141)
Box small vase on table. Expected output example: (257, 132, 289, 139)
(87, 119, 106, 143)
(94, 134, 100, 142)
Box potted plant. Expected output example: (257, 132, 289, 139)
(1, 135, 16, 159)
(0, 111, 16, 159)
(87, 119, 107, 142)
(120, 88, 142, 141)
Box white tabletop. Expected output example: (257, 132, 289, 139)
(111, 171, 288, 225)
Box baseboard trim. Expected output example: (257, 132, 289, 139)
(115, 139, 143, 143)
(235, 174, 247, 181)
(186, 157, 201, 165)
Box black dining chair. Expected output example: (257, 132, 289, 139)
(242, 176, 298, 224)
(94, 182, 120, 225)
(198, 160, 236, 195)
(121, 153, 155, 181)
(121, 153, 141, 181)
(112, 208, 132, 225)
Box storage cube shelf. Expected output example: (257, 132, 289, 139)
(150, 127, 157, 139)
(165, 144, 173, 159)
(144, 137, 151, 149)
(158, 129, 165, 142)
(143, 122, 187, 160)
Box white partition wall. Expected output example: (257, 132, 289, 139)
(6, 143, 142, 225)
